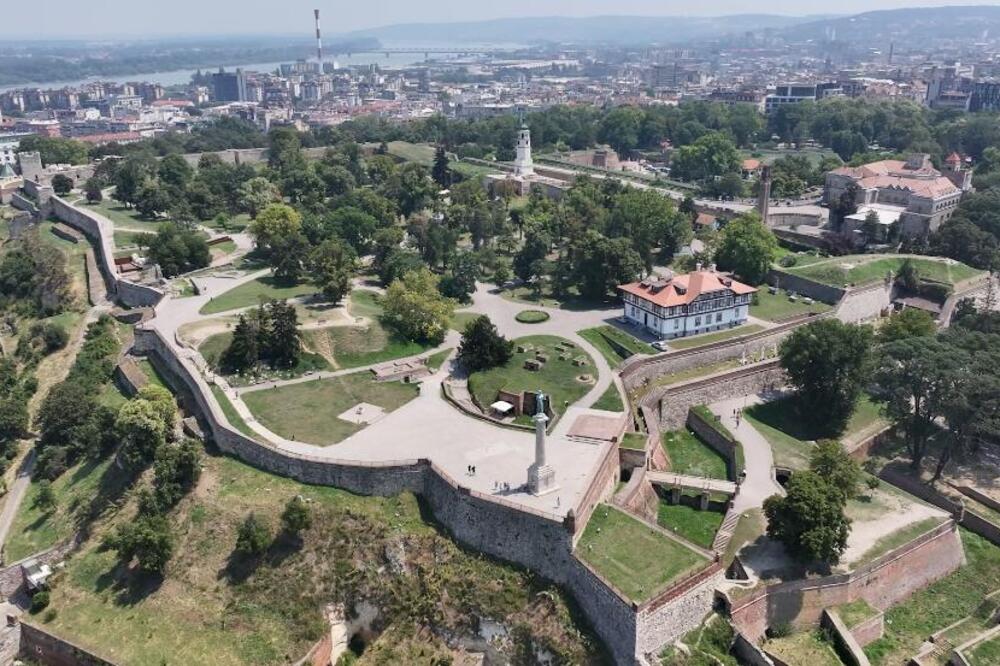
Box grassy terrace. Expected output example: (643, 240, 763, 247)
(578, 325, 653, 367)
(593, 383, 624, 412)
(468, 335, 595, 425)
(855, 516, 944, 565)
(83, 198, 166, 230)
(242, 371, 419, 446)
(662, 430, 728, 479)
(576, 505, 706, 602)
(764, 631, 843, 666)
(836, 599, 880, 629)
(969, 634, 1000, 665)
(450, 310, 481, 332)
(656, 502, 724, 550)
(744, 394, 885, 470)
(750, 289, 834, 322)
(200, 276, 318, 315)
(783, 254, 982, 287)
(620, 432, 648, 451)
(865, 530, 1000, 664)
(667, 324, 764, 350)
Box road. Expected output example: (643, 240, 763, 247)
(0, 450, 34, 563)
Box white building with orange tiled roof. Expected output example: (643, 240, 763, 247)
(618, 265, 756, 340)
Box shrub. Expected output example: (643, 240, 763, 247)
(515, 310, 550, 324)
(30, 590, 50, 614)
(236, 512, 271, 555)
(779, 255, 798, 268)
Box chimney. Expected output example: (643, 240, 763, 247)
(314, 10, 323, 67)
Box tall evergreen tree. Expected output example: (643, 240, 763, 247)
(264, 300, 301, 369)
(432, 145, 451, 188)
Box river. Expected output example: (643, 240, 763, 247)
(0, 52, 432, 94)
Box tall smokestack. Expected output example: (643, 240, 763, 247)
(314, 9, 323, 67)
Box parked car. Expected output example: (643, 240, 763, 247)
(652, 340, 670, 351)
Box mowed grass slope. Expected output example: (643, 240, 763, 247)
(783, 255, 982, 287)
(200, 276, 318, 315)
(576, 505, 706, 602)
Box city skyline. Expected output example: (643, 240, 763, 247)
(4, 0, 1000, 38)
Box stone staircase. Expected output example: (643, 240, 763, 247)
(711, 509, 742, 554)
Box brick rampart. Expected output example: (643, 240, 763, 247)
(727, 520, 965, 642)
(18, 621, 117, 666)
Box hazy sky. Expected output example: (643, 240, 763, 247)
(5, 0, 998, 38)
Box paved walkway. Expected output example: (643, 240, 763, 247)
(707, 394, 785, 512)
(148, 276, 625, 518)
(0, 450, 34, 561)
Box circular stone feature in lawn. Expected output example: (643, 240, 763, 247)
(515, 310, 550, 324)
(576, 374, 595, 384)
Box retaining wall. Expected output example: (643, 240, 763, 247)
(621, 317, 816, 393)
(822, 609, 871, 666)
(614, 468, 660, 524)
(18, 622, 117, 666)
(848, 611, 885, 647)
(131, 327, 664, 663)
(650, 361, 786, 430)
(727, 520, 965, 642)
(766, 269, 847, 305)
(48, 195, 163, 308)
(686, 407, 744, 479)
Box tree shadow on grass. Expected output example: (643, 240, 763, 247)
(94, 556, 165, 607)
(220, 532, 302, 585)
(745, 397, 841, 442)
(73, 457, 140, 546)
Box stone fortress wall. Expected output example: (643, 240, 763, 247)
(133, 327, 723, 664)
(725, 520, 965, 642)
(47, 194, 164, 307)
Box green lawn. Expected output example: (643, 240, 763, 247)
(593, 384, 624, 412)
(784, 255, 982, 287)
(300, 323, 433, 371)
(667, 324, 764, 350)
(137, 359, 168, 390)
(515, 309, 550, 324)
(5, 457, 113, 562)
(467, 335, 596, 424)
(662, 430, 729, 479)
(84, 198, 166, 230)
(450, 310, 482, 332)
(113, 229, 148, 248)
(620, 432, 647, 451)
(578, 325, 653, 367)
(968, 634, 1000, 665)
(835, 599, 880, 629)
(656, 502, 724, 550)
(425, 348, 453, 371)
(866, 531, 1000, 665)
(576, 505, 707, 602)
(242, 371, 419, 445)
(209, 239, 237, 258)
(200, 276, 318, 315)
(750, 289, 834, 322)
(765, 631, 843, 666)
(210, 385, 264, 442)
(202, 213, 252, 232)
(744, 395, 884, 471)
(348, 288, 383, 319)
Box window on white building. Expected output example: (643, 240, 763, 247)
(694, 316, 701, 326)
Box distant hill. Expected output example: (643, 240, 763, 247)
(777, 5, 1000, 43)
(338, 14, 830, 46)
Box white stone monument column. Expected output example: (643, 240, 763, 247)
(527, 391, 557, 495)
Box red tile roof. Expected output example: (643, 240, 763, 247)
(618, 269, 756, 307)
